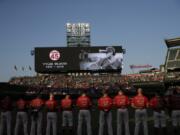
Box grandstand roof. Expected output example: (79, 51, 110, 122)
(165, 37, 180, 48)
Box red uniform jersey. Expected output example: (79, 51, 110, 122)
(169, 94, 180, 110)
(98, 96, 112, 111)
(113, 95, 129, 108)
(16, 99, 27, 110)
(30, 97, 44, 109)
(76, 95, 91, 109)
(149, 96, 165, 110)
(131, 95, 148, 109)
(0, 96, 12, 111)
(61, 98, 72, 110)
(45, 99, 58, 112)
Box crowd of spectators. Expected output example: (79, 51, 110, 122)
(165, 72, 180, 81)
(9, 72, 165, 95)
(125, 73, 164, 83)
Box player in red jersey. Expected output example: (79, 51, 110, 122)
(14, 98, 28, 135)
(29, 95, 44, 135)
(113, 90, 130, 135)
(0, 96, 12, 135)
(168, 86, 180, 135)
(98, 90, 113, 135)
(45, 93, 58, 135)
(149, 93, 167, 135)
(61, 93, 73, 134)
(76, 91, 92, 135)
(131, 88, 149, 135)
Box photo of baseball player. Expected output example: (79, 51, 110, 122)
(79, 47, 123, 70)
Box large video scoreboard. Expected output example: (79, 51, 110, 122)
(35, 46, 123, 73)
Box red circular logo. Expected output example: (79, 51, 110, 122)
(49, 50, 60, 61)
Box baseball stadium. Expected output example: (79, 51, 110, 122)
(0, 21, 180, 135)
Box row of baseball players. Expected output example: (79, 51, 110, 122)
(0, 86, 180, 135)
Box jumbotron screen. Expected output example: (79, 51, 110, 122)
(35, 46, 123, 73)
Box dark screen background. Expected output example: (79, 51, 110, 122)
(35, 46, 123, 73)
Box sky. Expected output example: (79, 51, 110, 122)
(0, 0, 180, 82)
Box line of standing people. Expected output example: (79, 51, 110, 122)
(0, 86, 180, 135)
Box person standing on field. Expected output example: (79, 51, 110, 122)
(113, 90, 130, 135)
(45, 93, 58, 135)
(14, 98, 28, 135)
(98, 90, 113, 135)
(131, 88, 149, 135)
(76, 91, 92, 135)
(61, 93, 73, 134)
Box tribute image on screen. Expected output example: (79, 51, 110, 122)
(79, 47, 123, 70)
(35, 46, 123, 73)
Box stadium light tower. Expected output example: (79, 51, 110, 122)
(66, 23, 91, 47)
